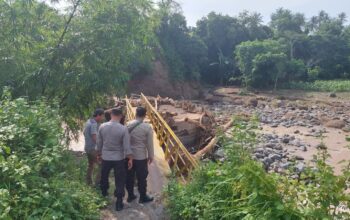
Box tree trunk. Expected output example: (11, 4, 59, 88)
(274, 74, 279, 91)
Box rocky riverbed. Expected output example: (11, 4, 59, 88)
(206, 88, 350, 175)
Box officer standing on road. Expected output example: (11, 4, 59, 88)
(126, 106, 154, 203)
(83, 108, 104, 186)
(97, 108, 133, 211)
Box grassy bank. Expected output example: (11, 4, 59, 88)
(166, 117, 350, 219)
(286, 80, 350, 92)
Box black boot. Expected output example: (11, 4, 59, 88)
(127, 194, 137, 203)
(116, 198, 124, 211)
(114, 189, 117, 197)
(101, 190, 108, 198)
(139, 194, 154, 203)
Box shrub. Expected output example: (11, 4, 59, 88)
(286, 80, 350, 92)
(0, 89, 104, 219)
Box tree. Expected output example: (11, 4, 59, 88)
(304, 11, 350, 79)
(238, 10, 273, 41)
(235, 39, 305, 89)
(195, 12, 249, 84)
(156, 0, 207, 80)
(0, 0, 157, 135)
(270, 8, 306, 60)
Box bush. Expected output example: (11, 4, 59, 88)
(0, 89, 104, 219)
(166, 117, 350, 219)
(286, 80, 350, 92)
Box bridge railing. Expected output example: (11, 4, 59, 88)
(125, 94, 199, 180)
(140, 93, 199, 180)
(125, 96, 135, 122)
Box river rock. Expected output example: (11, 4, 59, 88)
(316, 143, 327, 149)
(274, 144, 283, 150)
(271, 123, 279, 127)
(247, 98, 258, 107)
(233, 99, 244, 105)
(291, 174, 299, 179)
(269, 154, 282, 161)
(214, 148, 225, 158)
(329, 93, 337, 98)
(263, 157, 273, 166)
(343, 127, 350, 132)
(295, 155, 304, 160)
(254, 152, 264, 159)
(254, 147, 265, 154)
(295, 162, 305, 173)
(264, 143, 276, 149)
(300, 145, 307, 152)
(280, 162, 290, 169)
(325, 120, 345, 129)
(282, 137, 290, 144)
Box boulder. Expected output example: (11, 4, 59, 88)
(316, 143, 327, 150)
(264, 143, 276, 149)
(274, 145, 283, 150)
(204, 93, 214, 101)
(280, 162, 290, 169)
(247, 98, 258, 107)
(263, 157, 273, 166)
(254, 153, 264, 159)
(272, 100, 285, 108)
(325, 120, 346, 129)
(214, 148, 225, 159)
(343, 127, 350, 132)
(269, 154, 282, 161)
(295, 162, 305, 173)
(233, 99, 244, 105)
(271, 124, 279, 128)
(300, 145, 307, 152)
(282, 137, 290, 144)
(254, 148, 265, 154)
(295, 155, 305, 161)
(329, 93, 337, 98)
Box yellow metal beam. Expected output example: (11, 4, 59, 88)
(125, 94, 199, 180)
(140, 93, 199, 169)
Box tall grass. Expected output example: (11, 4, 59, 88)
(287, 80, 350, 92)
(166, 117, 350, 219)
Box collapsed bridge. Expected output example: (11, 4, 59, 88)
(124, 93, 232, 181)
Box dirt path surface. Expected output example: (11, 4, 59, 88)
(70, 132, 170, 220)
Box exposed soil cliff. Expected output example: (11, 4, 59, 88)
(127, 60, 202, 99)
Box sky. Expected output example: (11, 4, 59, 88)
(178, 0, 350, 26)
(50, 0, 350, 27)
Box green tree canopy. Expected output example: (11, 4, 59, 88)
(235, 39, 306, 89)
(0, 0, 157, 135)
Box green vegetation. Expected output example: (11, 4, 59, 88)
(1, 0, 350, 218)
(235, 40, 306, 89)
(167, 117, 350, 219)
(0, 0, 156, 135)
(0, 89, 104, 219)
(156, 1, 207, 81)
(1, 0, 350, 133)
(193, 8, 350, 88)
(287, 80, 350, 92)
